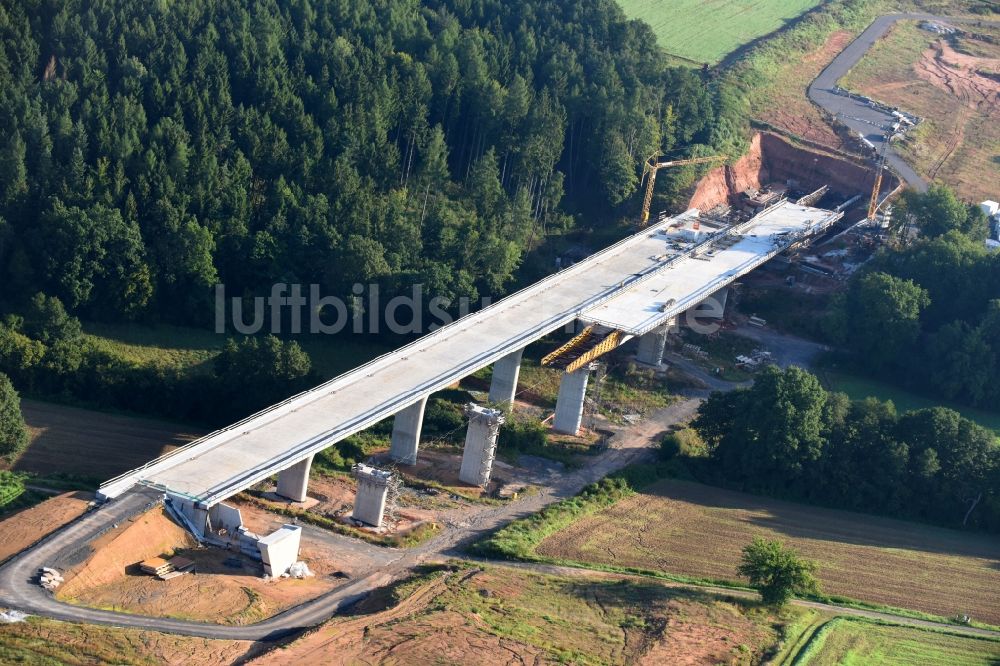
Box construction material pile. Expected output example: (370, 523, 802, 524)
(38, 567, 63, 590)
(140, 556, 195, 580)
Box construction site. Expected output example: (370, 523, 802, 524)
(0, 123, 916, 624)
(0, 112, 921, 649)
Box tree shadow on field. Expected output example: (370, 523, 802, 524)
(644, 479, 1000, 564)
(560, 577, 718, 613)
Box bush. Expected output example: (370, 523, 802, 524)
(502, 417, 548, 453)
(660, 427, 706, 460)
(0, 470, 26, 507)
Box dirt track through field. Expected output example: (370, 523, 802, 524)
(538, 479, 1000, 626)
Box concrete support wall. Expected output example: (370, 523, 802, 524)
(276, 454, 314, 502)
(208, 503, 244, 535)
(166, 495, 209, 539)
(488, 347, 524, 406)
(636, 324, 671, 366)
(553, 365, 593, 435)
(352, 464, 392, 528)
(389, 396, 428, 465)
(459, 404, 506, 487)
(257, 524, 302, 577)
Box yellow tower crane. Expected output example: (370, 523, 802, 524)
(867, 124, 903, 222)
(640, 153, 726, 226)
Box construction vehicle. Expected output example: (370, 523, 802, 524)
(640, 153, 726, 225)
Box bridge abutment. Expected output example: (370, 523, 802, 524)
(459, 403, 505, 487)
(389, 396, 428, 465)
(553, 364, 595, 435)
(276, 454, 314, 502)
(488, 347, 524, 406)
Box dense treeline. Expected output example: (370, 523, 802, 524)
(691, 366, 1000, 532)
(0, 370, 28, 458)
(0, 0, 741, 326)
(828, 186, 1000, 409)
(0, 293, 315, 425)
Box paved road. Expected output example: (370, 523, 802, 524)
(3, 395, 998, 643)
(808, 13, 1000, 193)
(0, 400, 700, 640)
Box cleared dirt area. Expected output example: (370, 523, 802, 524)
(15, 400, 200, 480)
(841, 20, 1000, 201)
(0, 491, 93, 563)
(537, 479, 1000, 625)
(0, 615, 259, 666)
(253, 565, 789, 665)
(57, 506, 349, 625)
(754, 29, 852, 149)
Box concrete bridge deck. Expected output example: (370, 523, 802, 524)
(98, 200, 840, 508)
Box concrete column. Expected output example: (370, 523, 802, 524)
(276, 454, 314, 502)
(459, 403, 506, 487)
(553, 364, 594, 435)
(686, 287, 729, 327)
(389, 396, 428, 465)
(488, 347, 524, 406)
(636, 324, 670, 366)
(351, 464, 393, 528)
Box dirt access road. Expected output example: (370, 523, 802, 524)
(808, 13, 1000, 192)
(0, 399, 700, 640)
(2, 392, 998, 641)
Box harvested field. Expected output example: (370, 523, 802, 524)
(253, 565, 792, 665)
(537, 479, 1000, 625)
(841, 20, 1000, 201)
(15, 400, 200, 480)
(58, 506, 349, 625)
(0, 491, 93, 563)
(796, 617, 1000, 665)
(0, 615, 260, 666)
(617, 0, 824, 65)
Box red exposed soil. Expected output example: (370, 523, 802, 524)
(916, 40, 1000, 116)
(0, 491, 93, 563)
(57, 506, 346, 625)
(688, 131, 890, 211)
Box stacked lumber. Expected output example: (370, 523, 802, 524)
(139, 556, 196, 580)
(38, 567, 64, 590)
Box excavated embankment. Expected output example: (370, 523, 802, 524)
(688, 132, 898, 210)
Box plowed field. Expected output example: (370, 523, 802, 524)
(537, 479, 1000, 625)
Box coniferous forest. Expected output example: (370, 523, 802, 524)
(0, 0, 742, 325)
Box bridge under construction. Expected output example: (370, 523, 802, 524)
(98, 199, 842, 538)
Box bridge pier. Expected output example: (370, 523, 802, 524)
(636, 322, 672, 366)
(352, 464, 393, 528)
(389, 396, 428, 465)
(276, 455, 314, 502)
(488, 347, 524, 406)
(553, 364, 595, 435)
(459, 403, 505, 487)
(686, 287, 729, 327)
